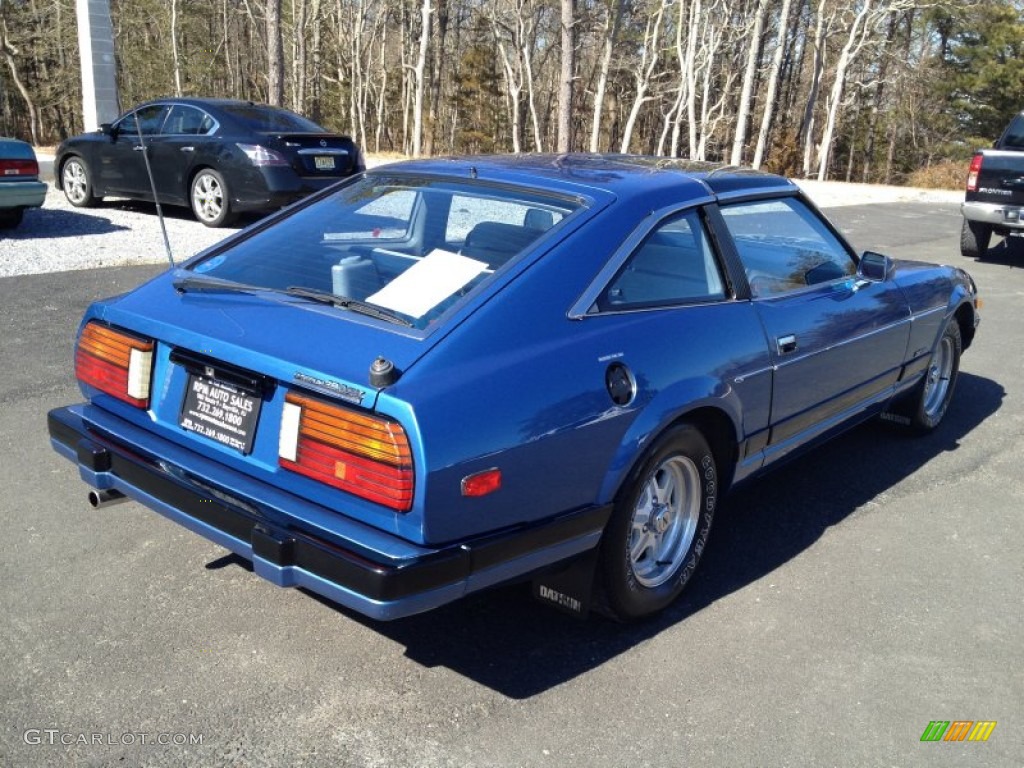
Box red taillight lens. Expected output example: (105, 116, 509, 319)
(966, 154, 983, 192)
(278, 392, 414, 512)
(0, 158, 39, 176)
(237, 143, 289, 167)
(75, 322, 154, 408)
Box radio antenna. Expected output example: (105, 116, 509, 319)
(134, 113, 175, 268)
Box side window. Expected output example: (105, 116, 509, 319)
(720, 197, 856, 298)
(117, 105, 169, 136)
(597, 209, 726, 310)
(163, 105, 208, 136)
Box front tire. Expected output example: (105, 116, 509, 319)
(909, 320, 962, 432)
(598, 424, 718, 621)
(190, 168, 237, 228)
(61, 157, 100, 208)
(960, 219, 992, 260)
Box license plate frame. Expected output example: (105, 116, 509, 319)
(179, 373, 262, 455)
(314, 155, 336, 171)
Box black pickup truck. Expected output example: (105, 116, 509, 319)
(961, 111, 1024, 259)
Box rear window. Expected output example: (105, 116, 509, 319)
(188, 175, 580, 330)
(1000, 113, 1024, 149)
(220, 105, 326, 133)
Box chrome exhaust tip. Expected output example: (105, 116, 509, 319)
(88, 489, 127, 509)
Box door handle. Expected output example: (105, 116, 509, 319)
(180, 146, 195, 153)
(132, 145, 146, 152)
(777, 334, 797, 354)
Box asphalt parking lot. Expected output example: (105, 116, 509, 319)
(1, 200, 1021, 767)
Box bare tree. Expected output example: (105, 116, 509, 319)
(557, 0, 575, 152)
(267, 0, 284, 105)
(589, 0, 625, 152)
(729, 0, 766, 165)
(752, 0, 795, 168)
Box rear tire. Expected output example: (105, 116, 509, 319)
(598, 424, 718, 621)
(960, 219, 991, 260)
(190, 168, 237, 228)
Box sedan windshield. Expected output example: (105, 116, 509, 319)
(187, 175, 582, 330)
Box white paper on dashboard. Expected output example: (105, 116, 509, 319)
(366, 249, 488, 318)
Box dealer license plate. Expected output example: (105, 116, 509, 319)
(180, 374, 262, 454)
(314, 155, 335, 170)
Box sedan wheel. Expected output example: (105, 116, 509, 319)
(61, 157, 100, 208)
(599, 424, 718, 620)
(190, 169, 237, 228)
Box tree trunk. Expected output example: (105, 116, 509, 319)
(800, 0, 827, 178)
(267, 0, 284, 105)
(557, 0, 575, 153)
(817, 0, 873, 181)
(752, 0, 794, 169)
(730, 0, 766, 166)
(411, 0, 431, 157)
(589, 0, 624, 152)
(170, 0, 183, 96)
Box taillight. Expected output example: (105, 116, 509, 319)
(0, 158, 39, 176)
(75, 322, 154, 408)
(237, 143, 289, 167)
(278, 392, 414, 512)
(966, 154, 983, 192)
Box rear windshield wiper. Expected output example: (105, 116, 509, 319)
(173, 274, 268, 295)
(173, 274, 413, 327)
(284, 286, 414, 327)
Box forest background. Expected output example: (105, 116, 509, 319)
(0, 0, 1021, 186)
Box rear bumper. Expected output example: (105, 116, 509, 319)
(962, 201, 1024, 232)
(47, 404, 609, 620)
(0, 180, 47, 209)
(233, 168, 349, 213)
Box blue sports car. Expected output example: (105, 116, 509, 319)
(47, 155, 980, 621)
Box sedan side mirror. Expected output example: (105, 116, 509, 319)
(858, 250, 892, 282)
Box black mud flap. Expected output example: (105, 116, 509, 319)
(880, 392, 915, 427)
(531, 547, 600, 619)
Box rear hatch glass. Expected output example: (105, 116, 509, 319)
(186, 174, 582, 331)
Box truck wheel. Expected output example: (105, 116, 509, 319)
(960, 219, 992, 260)
(598, 424, 718, 621)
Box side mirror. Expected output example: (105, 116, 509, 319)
(858, 251, 892, 282)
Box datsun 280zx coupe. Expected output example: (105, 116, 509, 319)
(47, 155, 980, 621)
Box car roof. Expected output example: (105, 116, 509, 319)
(373, 153, 797, 204)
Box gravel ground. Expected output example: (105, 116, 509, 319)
(0, 158, 962, 279)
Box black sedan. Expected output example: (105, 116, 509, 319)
(54, 98, 363, 227)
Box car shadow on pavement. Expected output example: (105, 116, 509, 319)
(291, 372, 1003, 699)
(2, 206, 130, 239)
(968, 236, 1024, 266)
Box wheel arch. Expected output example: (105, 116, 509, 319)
(603, 400, 741, 507)
(954, 300, 977, 351)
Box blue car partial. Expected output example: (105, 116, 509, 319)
(47, 154, 980, 621)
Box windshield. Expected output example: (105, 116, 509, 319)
(187, 175, 581, 330)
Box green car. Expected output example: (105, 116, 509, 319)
(0, 137, 46, 229)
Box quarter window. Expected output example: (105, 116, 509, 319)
(598, 209, 726, 310)
(720, 197, 856, 297)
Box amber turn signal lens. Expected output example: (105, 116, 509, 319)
(279, 392, 414, 512)
(75, 322, 154, 408)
